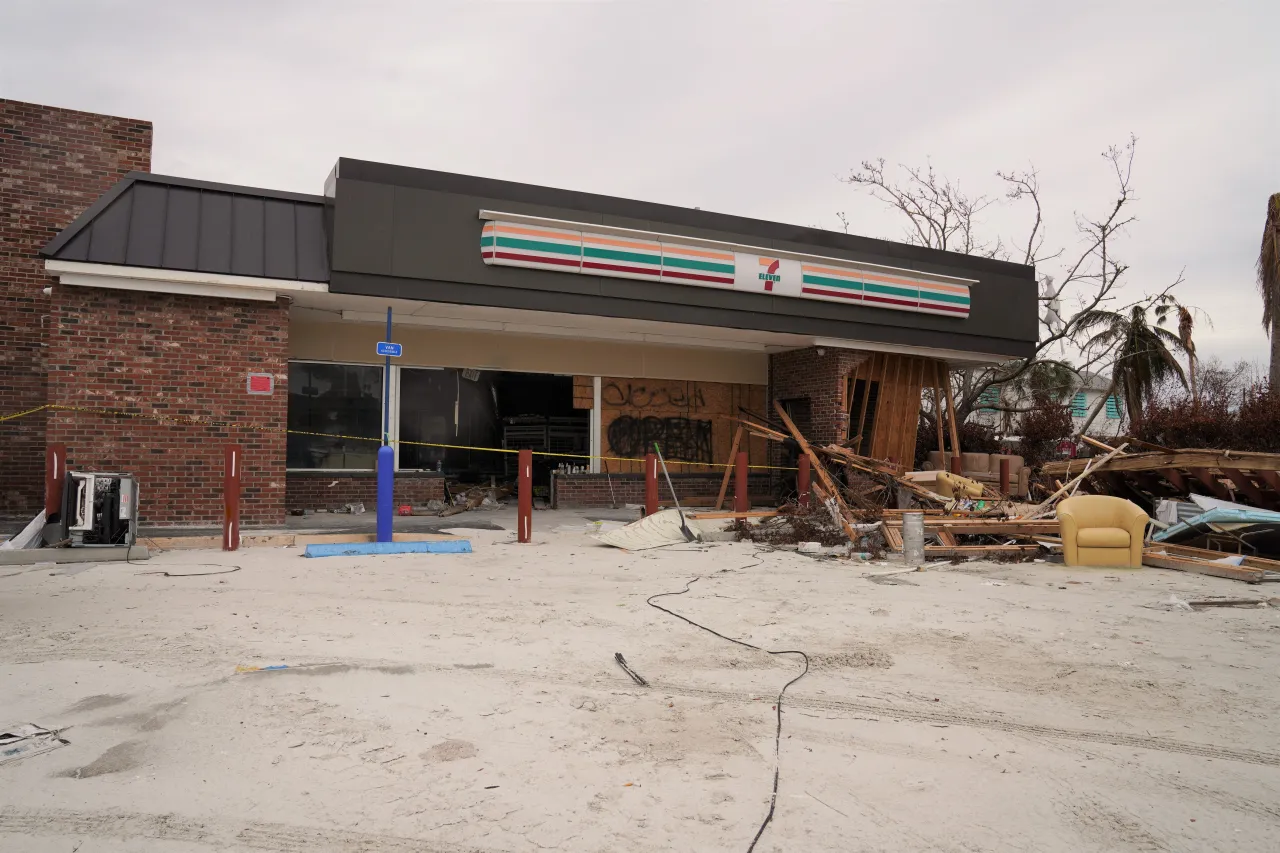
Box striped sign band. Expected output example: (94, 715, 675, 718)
(800, 264, 970, 317)
(481, 221, 582, 273)
(482, 218, 971, 319)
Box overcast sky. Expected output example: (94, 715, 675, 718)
(4, 1, 1277, 367)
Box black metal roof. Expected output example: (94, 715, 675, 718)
(42, 173, 329, 282)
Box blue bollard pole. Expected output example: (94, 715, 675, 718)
(376, 307, 394, 543)
(377, 445, 394, 542)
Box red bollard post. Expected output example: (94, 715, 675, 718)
(223, 445, 242, 552)
(518, 448, 532, 543)
(45, 443, 67, 518)
(797, 455, 810, 507)
(999, 457, 1011, 496)
(949, 454, 963, 476)
(644, 453, 659, 517)
(734, 451, 749, 513)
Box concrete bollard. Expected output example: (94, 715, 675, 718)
(901, 511, 925, 565)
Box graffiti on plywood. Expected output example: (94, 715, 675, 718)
(601, 381, 706, 411)
(607, 416, 713, 463)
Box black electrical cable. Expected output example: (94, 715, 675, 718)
(646, 553, 810, 853)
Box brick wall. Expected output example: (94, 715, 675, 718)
(46, 287, 289, 526)
(0, 99, 152, 517)
(286, 472, 446, 512)
(553, 472, 771, 508)
(768, 347, 868, 448)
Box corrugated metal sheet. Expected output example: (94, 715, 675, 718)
(43, 173, 329, 282)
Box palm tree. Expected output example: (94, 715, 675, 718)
(1072, 297, 1188, 429)
(1259, 193, 1280, 388)
(1178, 305, 1197, 404)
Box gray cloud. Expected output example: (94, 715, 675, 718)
(4, 0, 1276, 366)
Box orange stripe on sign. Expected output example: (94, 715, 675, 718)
(494, 224, 582, 242)
(663, 244, 735, 261)
(581, 233, 662, 252)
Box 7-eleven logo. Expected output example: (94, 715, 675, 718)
(758, 258, 781, 291)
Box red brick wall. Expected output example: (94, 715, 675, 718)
(553, 473, 771, 508)
(286, 472, 446, 512)
(768, 347, 868, 447)
(0, 99, 152, 517)
(46, 287, 289, 527)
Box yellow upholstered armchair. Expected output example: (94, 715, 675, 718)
(1057, 495, 1149, 568)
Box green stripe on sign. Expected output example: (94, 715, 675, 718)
(863, 281, 919, 299)
(802, 274, 863, 291)
(583, 246, 661, 266)
(494, 236, 582, 256)
(481, 234, 495, 247)
(918, 290, 970, 305)
(662, 255, 735, 274)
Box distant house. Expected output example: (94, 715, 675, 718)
(972, 372, 1124, 438)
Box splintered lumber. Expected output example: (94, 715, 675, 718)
(881, 524, 904, 550)
(1142, 547, 1267, 583)
(820, 444, 948, 504)
(1018, 443, 1129, 519)
(713, 425, 744, 511)
(688, 510, 779, 520)
(924, 544, 1040, 558)
(882, 518, 1060, 536)
(1146, 542, 1280, 573)
(773, 402, 861, 543)
(1044, 449, 1280, 478)
(942, 367, 961, 455)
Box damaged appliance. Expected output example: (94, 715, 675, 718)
(46, 472, 138, 547)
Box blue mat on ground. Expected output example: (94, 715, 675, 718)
(303, 540, 473, 558)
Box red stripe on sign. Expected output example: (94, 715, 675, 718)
(917, 302, 970, 314)
(801, 286, 862, 301)
(494, 251, 581, 268)
(582, 261, 662, 277)
(662, 270, 734, 285)
(862, 294, 919, 309)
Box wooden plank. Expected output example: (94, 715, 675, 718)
(932, 361, 946, 455)
(1187, 467, 1233, 501)
(1157, 467, 1189, 491)
(1044, 450, 1280, 478)
(854, 354, 876, 451)
(688, 510, 780, 520)
(1257, 469, 1280, 495)
(882, 524, 904, 550)
(773, 401, 861, 543)
(1018, 443, 1129, 519)
(713, 425, 744, 511)
(1080, 434, 1120, 454)
(924, 544, 1041, 558)
(942, 364, 961, 455)
(1221, 467, 1269, 506)
(936, 530, 959, 546)
(883, 520, 1060, 535)
(1142, 550, 1265, 583)
(1152, 542, 1280, 572)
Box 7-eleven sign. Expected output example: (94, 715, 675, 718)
(758, 257, 782, 291)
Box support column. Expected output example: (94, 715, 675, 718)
(223, 445, 242, 552)
(797, 455, 810, 508)
(45, 443, 67, 519)
(644, 453, 659, 516)
(735, 451, 749, 513)
(518, 448, 532, 543)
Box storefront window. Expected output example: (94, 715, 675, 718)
(287, 362, 383, 469)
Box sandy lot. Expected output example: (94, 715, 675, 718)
(3, 509, 1280, 852)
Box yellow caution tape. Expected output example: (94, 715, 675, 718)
(1, 403, 795, 471)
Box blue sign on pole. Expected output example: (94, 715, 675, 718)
(376, 341, 403, 357)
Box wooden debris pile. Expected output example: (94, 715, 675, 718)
(726, 403, 1050, 560)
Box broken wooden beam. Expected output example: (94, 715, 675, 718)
(687, 510, 780, 520)
(923, 544, 1040, 558)
(1142, 548, 1266, 583)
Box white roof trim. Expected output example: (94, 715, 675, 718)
(477, 209, 979, 287)
(45, 260, 329, 303)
